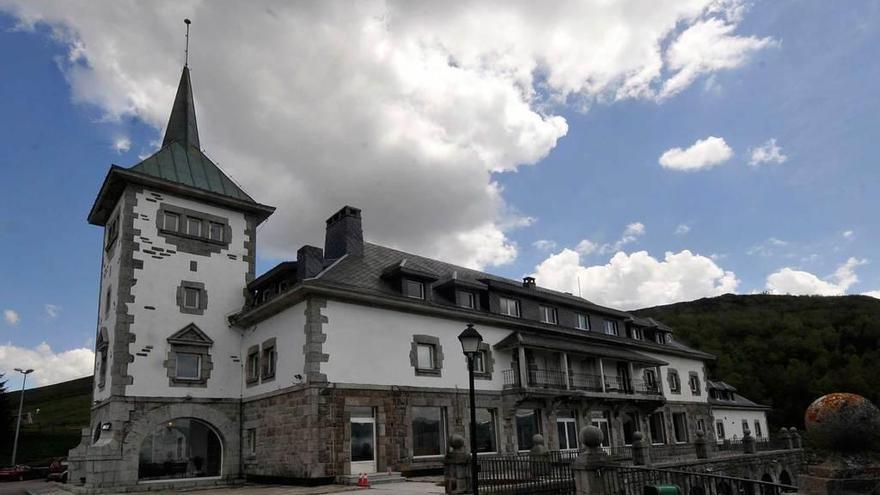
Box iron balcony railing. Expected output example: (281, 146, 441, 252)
(503, 368, 662, 396)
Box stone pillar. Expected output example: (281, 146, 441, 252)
(444, 434, 471, 494)
(632, 431, 649, 466)
(695, 430, 709, 459)
(779, 427, 792, 450)
(789, 427, 802, 449)
(572, 426, 614, 495)
(530, 434, 549, 476)
(742, 427, 756, 454)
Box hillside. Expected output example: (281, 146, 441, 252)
(634, 294, 880, 429)
(1, 375, 92, 465)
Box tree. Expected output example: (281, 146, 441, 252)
(0, 373, 10, 442)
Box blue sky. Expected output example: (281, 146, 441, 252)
(0, 1, 878, 389)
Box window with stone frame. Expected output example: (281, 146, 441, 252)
(176, 281, 208, 315)
(156, 203, 231, 255)
(411, 406, 446, 457)
(96, 328, 109, 389)
(754, 420, 763, 438)
(246, 428, 257, 456)
(667, 369, 681, 394)
(410, 335, 443, 377)
(164, 324, 214, 387)
(648, 412, 667, 445)
(688, 372, 702, 395)
(261, 338, 277, 381)
(163, 211, 180, 231)
(246, 345, 260, 385)
(105, 214, 119, 251)
(475, 408, 498, 453)
(672, 412, 689, 443)
(716, 420, 726, 439)
(471, 342, 494, 380)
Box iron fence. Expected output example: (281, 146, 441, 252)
(603, 465, 798, 495)
(477, 451, 575, 495)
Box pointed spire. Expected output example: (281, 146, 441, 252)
(162, 66, 200, 149)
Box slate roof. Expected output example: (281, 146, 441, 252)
(709, 392, 770, 410)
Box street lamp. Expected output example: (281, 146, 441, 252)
(11, 368, 34, 466)
(458, 324, 483, 495)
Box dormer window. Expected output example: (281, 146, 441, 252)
(631, 327, 644, 340)
(655, 332, 666, 344)
(405, 279, 425, 299)
(576, 314, 590, 331)
(539, 305, 558, 325)
(499, 297, 520, 317)
(456, 290, 476, 309)
(603, 319, 619, 336)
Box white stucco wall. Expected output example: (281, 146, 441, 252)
(712, 407, 769, 441)
(642, 352, 709, 403)
(125, 187, 250, 398)
(322, 300, 513, 390)
(93, 198, 124, 403)
(240, 301, 307, 397)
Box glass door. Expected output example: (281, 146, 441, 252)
(590, 413, 612, 454)
(350, 407, 376, 474)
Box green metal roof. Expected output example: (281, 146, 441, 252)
(130, 141, 255, 202)
(128, 65, 255, 203)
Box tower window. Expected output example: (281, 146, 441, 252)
(163, 212, 180, 232)
(175, 353, 201, 380)
(186, 216, 202, 237)
(176, 281, 208, 315)
(209, 222, 224, 241)
(183, 287, 201, 309)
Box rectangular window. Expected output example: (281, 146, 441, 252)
(246, 428, 257, 455)
(576, 314, 590, 330)
(175, 353, 201, 379)
(416, 344, 435, 370)
(105, 286, 112, 316)
(631, 327, 644, 340)
(472, 351, 486, 373)
(209, 221, 224, 241)
(475, 408, 498, 453)
(648, 412, 666, 445)
(183, 287, 201, 309)
(604, 319, 619, 336)
(689, 373, 701, 395)
(716, 420, 726, 439)
(656, 332, 665, 344)
(623, 412, 639, 446)
(411, 406, 445, 457)
(539, 305, 558, 324)
(186, 216, 202, 237)
(644, 369, 657, 391)
(742, 420, 749, 436)
(262, 346, 276, 379)
(669, 370, 681, 393)
(697, 419, 706, 433)
(456, 290, 476, 309)
(247, 351, 260, 382)
(556, 412, 579, 451)
(105, 216, 119, 249)
(672, 413, 689, 443)
(163, 212, 180, 232)
(499, 297, 520, 317)
(404, 279, 425, 299)
(516, 409, 540, 451)
(754, 420, 763, 438)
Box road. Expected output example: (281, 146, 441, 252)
(0, 479, 45, 495)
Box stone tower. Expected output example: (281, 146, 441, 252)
(68, 65, 274, 489)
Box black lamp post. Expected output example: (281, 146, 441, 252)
(11, 368, 34, 466)
(458, 323, 483, 495)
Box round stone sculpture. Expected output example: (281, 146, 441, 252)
(449, 433, 466, 452)
(804, 393, 880, 451)
(580, 425, 604, 449)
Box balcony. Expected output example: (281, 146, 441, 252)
(504, 368, 663, 397)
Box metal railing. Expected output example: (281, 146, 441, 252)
(502, 369, 662, 396)
(477, 451, 575, 494)
(603, 465, 798, 495)
(527, 368, 567, 389)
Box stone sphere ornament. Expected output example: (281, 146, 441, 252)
(449, 433, 466, 451)
(804, 393, 880, 451)
(580, 425, 604, 449)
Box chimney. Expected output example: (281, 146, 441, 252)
(324, 206, 363, 259)
(296, 245, 324, 280)
(523, 276, 536, 288)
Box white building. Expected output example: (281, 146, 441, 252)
(708, 380, 771, 443)
(68, 64, 768, 489)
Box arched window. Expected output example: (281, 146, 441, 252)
(138, 418, 222, 481)
(779, 470, 792, 486)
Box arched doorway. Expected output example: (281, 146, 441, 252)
(138, 418, 222, 481)
(759, 473, 775, 495)
(779, 470, 792, 486)
(716, 481, 732, 495)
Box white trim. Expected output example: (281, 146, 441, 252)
(139, 476, 222, 485)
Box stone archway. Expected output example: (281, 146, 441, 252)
(779, 470, 792, 486)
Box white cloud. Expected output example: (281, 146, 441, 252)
(3, 309, 20, 326)
(843, 230, 854, 240)
(44, 304, 61, 319)
(0, 1, 773, 268)
(748, 138, 787, 166)
(659, 136, 734, 171)
(746, 237, 788, 256)
(575, 239, 598, 255)
(532, 239, 557, 252)
(864, 290, 880, 299)
(675, 224, 691, 235)
(765, 257, 866, 296)
(112, 136, 131, 153)
(533, 248, 739, 310)
(0, 342, 94, 387)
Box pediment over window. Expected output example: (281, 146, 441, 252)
(167, 323, 214, 347)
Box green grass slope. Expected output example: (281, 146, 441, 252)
(634, 294, 880, 429)
(1, 375, 92, 465)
